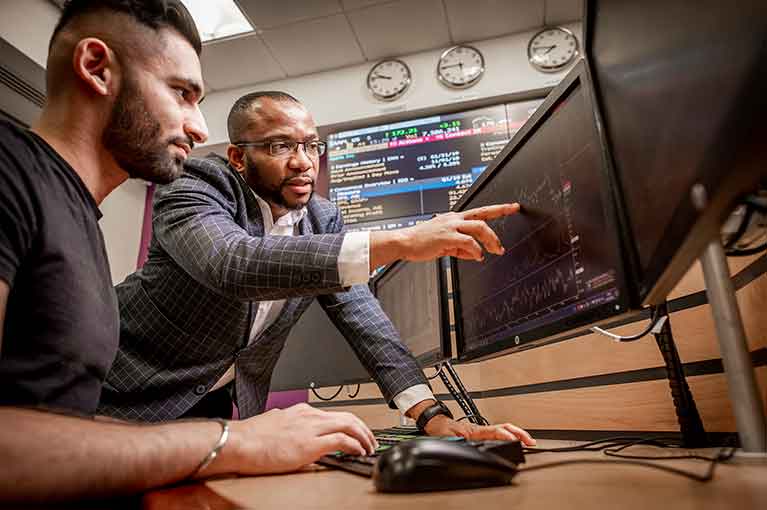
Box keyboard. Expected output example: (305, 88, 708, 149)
(317, 426, 524, 477)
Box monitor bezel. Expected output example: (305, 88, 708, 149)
(371, 257, 452, 368)
(449, 59, 637, 363)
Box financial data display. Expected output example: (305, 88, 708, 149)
(327, 100, 542, 230)
(453, 75, 629, 361)
(374, 260, 447, 367)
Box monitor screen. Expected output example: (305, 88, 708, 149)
(269, 300, 371, 391)
(586, 0, 767, 304)
(326, 100, 543, 231)
(451, 61, 633, 362)
(372, 258, 450, 368)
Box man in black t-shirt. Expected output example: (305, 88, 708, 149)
(0, 1, 380, 504)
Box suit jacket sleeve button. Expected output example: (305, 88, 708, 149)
(194, 384, 207, 395)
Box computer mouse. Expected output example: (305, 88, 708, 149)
(373, 438, 519, 493)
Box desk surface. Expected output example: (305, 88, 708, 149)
(201, 441, 766, 510)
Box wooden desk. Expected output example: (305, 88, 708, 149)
(199, 441, 766, 510)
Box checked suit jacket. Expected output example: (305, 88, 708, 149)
(99, 154, 427, 421)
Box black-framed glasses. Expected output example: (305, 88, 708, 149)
(234, 139, 327, 157)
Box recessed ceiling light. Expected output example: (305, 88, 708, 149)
(179, 0, 254, 43)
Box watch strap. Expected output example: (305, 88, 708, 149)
(415, 400, 454, 432)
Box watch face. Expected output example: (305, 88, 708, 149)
(437, 45, 485, 89)
(367, 59, 411, 101)
(528, 27, 579, 72)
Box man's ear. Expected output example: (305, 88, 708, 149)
(72, 37, 116, 97)
(227, 144, 246, 174)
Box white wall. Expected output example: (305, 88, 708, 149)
(99, 179, 147, 284)
(199, 22, 582, 148)
(0, 0, 59, 67)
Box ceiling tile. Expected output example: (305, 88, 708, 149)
(201, 34, 286, 91)
(545, 0, 583, 25)
(444, 0, 544, 43)
(340, 0, 393, 9)
(347, 0, 450, 60)
(236, 0, 343, 29)
(260, 15, 365, 76)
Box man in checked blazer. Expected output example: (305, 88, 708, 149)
(100, 91, 535, 445)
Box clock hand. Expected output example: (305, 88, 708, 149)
(544, 45, 557, 55)
(371, 73, 392, 80)
(440, 63, 462, 70)
(532, 45, 556, 53)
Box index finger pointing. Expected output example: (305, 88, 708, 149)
(461, 203, 520, 221)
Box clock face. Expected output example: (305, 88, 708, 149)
(366, 59, 411, 101)
(437, 45, 485, 89)
(528, 27, 579, 72)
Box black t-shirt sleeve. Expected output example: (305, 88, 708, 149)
(0, 145, 37, 287)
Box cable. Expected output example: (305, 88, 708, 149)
(724, 195, 767, 256)
(725, 240, 767, 257)
(521, 436, 675, 455)
(519, 436, 735, 482)
(590, 306, 666, 342)
(724, 203, 755, 249)
(346, 384, 360, 398)
(517, 451, 732, 482)
(604, 440, 731, 462)
(426, 363, 443, 381)
(744, 194, 767, 214)
(309, 384, 343, 401)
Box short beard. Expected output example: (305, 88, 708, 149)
(102, 74, 189, 184)
(244, 157, 313, 211)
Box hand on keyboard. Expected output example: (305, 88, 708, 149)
(225, 403, 379, 475)
(423, 415, 536, 446)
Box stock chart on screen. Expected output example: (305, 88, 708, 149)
(452, 65, 632, 361)
(326, 100, 542, 231)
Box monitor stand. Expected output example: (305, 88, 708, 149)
(438, 360, 487, 425)
(699, 231, 767, 453)
(652, 302, 708, 447)
(397, 360, 488, 427)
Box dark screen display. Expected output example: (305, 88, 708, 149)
(453, 76, 628, 360)
(374, 260, 447, 367)
(327, 101, 542, 228)
(588, 0, 767, 303)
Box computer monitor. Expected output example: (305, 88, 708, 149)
(321, 98, 544, 233)
(450, 60, 635, 362)
(585, 0, 767, 304)
(269, 300, 372, 391)
(371, 258, 451, 368)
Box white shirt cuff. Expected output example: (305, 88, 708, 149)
(338, 231, 370, 286)
(392, 384, 435, 414)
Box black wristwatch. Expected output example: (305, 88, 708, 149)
(415, 400, 454, 432)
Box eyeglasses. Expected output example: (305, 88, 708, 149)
(234, 139, 327, 157)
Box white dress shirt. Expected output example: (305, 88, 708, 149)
(210, 192, 433, 414)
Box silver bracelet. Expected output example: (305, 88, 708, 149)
(192, 418, 230, 478)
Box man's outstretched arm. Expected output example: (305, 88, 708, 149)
(369, 203, 520, 271)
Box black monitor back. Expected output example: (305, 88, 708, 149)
(586, 0, 767, 304)
(371, 258, 451, 368)
(269, 300, 371, 391)
(450, 60, 635, 362)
